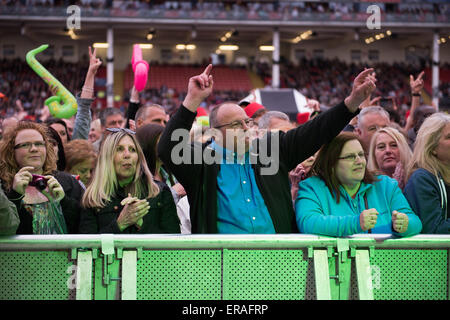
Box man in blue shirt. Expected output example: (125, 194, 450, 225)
(158, 65, 377, 234)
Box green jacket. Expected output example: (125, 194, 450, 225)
(0, 184, 20, 235)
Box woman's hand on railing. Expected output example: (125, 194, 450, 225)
(360, 208, 379, 231)
(392, 210, 409, 233)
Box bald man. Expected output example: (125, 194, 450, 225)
(159, 65, 376, 234)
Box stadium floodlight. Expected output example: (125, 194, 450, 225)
(93, 43, 109, 48)
(176, 44, 196, 50)
(259, 45, 274, 51)
(139, 44, 153, 49)
(67, 28, 77, 40)
(219, 45, 239, 51)
(147, 28, 156, 40)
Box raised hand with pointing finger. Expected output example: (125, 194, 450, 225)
(183, 64, 214, 113)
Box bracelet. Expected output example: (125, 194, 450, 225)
(82, 86, 94, 93)
(412, 93, 420, 97)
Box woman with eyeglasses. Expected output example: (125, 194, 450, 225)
(79, 129, 180, 234)
(0, 121, 84, 234)
(295, 132, 421, 237)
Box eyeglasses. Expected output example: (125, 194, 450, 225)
(106, 128, 136, 135)
(215, 118, 255, 129)
(338, 152, 365, 162)
(14, 141, 46, 150)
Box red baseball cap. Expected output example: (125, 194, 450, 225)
(196, 107, 208, 117)
(296, 112, 311, 125)
(244, 102, 265, 118)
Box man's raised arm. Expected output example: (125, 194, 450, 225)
(182, 64, 214, 112)
(157, 65, 214, 184)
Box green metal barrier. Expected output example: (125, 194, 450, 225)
(0, 234, 448, 300)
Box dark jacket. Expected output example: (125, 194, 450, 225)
(404, 168, 449, 234)
(79, 181, 180, 234)
(158, 102, 358, 234)
(6, 171, 84, 234)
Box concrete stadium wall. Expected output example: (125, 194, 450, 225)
(1, 35, 449, 70)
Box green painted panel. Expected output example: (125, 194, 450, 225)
(223, 249, 314, 300)
(0, 251, 74, 300)
(368, 249, 448, 300)
(136, 250, 221, 300)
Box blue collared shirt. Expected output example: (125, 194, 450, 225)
(211, 141, 275, 234)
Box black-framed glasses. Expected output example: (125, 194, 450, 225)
(338, 152, 365, 162)
(14, 141, 46, 150)
(215, 118, 255, 129)
(106, 128, 135, 135)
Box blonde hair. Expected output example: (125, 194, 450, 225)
(368, 126, 412, 179)
(0, 121, 57, 191)
(406, 112, 450, 180)
(82, 131, 160, 208)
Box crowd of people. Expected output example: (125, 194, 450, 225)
(256, 58, 450, 118)
(0, 45, 449, 237)
(2, 0, 449, 18)
(2, 56, 448, 133)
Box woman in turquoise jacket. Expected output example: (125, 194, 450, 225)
(295, 132, 422, 237)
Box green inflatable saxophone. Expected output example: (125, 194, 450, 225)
(26, 44, 78, 119)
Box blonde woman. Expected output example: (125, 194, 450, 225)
(404, 113, 450, 234)
(367, 127, 412, 189)
(80, 128, 180, 234)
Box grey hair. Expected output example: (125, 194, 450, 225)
(357, 106, 390, 129)
(99, 108, 124, 127)
(258, 111, 290, 129)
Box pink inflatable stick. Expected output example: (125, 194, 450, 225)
(132, 44, 149, 92)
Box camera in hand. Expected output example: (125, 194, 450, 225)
(29, 174, 47, 191)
